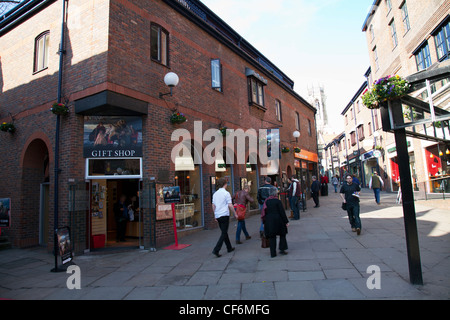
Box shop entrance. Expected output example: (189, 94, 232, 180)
(90, 179, 142, 250)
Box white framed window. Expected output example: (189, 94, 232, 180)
(34, 31, 49, 73)
(85, 158, 143, 180)
(211, 59, 223, 92)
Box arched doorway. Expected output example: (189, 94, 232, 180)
(21, 138, 50, 247)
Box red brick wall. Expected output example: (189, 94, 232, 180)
(0, 0, 317, 251)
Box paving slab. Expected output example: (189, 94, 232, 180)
(0, 189, 448, 300)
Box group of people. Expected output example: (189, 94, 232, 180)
(211, 171, 387, 258)
(211, 177, 288, 258)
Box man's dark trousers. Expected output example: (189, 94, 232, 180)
(346, 203, 361, 229)
(290, 196, 300, 220)
(312, 191, 319, 207)
(213, 216, 232, 253)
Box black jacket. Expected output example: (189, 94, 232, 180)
(264, 198, 288, 238)
(311, 180, 320, 193)
(257, 184, 278, 205)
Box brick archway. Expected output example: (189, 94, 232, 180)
(18, 137, 51, 247)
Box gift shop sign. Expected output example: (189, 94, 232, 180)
(83, 116, 143, 158)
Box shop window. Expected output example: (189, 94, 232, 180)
(243, 162, 259, 210)
(174, 166, 203, 230)
(151, 24, 169, 66)
(86, 158, 142, 179)
(34, 31, 49, 73)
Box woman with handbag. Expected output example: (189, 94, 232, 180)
(261, 188, 289, 258)
(233, 185, 254, 244)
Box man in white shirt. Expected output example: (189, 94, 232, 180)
(212, 177, 237, 257)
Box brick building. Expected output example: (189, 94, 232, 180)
(0, 0, 317, 252)
(361, 0, 450, 194)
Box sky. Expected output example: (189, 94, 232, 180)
(201, 0, 373, 133)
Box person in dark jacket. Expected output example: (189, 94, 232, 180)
(340, 174, 362, 235)
(262, 188, 289, 258)
(257, 177, 278, 236)
(113, 194, 129, 242)
(311, 176, 320, 208)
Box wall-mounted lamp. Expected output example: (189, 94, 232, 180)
(159, 72, 179, 98)
(292, 131, 300, 143)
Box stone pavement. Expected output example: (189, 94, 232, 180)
(1, 188, 449, 300)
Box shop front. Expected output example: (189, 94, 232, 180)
(386, 140, 416, 192)
(361, 150, 379, 188)
(424, 143, 450, 194)
(84, 115, 144, 250)
(294, 150, 318, 199)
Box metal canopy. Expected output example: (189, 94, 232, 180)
(377, 62, 450, 285)
(380, 62, 450, 145)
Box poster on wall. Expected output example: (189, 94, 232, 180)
(163, 186, 181, 204)
(0, 198, 11, 228)
(156, 184, 174, 220)
(56, 227, 73, 265)
(83, 116, 143, 158)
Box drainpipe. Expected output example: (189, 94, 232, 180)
(51, 0, 67, 273)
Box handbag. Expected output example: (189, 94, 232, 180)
(261, 235, 270, 248)
(341, 202, 347, 211)
(234, 204, 246, 221)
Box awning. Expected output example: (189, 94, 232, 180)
(74, 90, 148, 116)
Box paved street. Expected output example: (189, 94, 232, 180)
(1, 188, 449, 300)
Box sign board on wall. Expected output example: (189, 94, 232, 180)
(83, 116, 143, 158)
(0, 198, 11, 228)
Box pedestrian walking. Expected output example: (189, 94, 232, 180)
(261, 188, 289, 258)
(233, 185, 254, 244)
(332, 175, 339, 193)
(340, 174, 362, 235)
(368, 171, 384, 205)
(212, 178, 237, 257)
(320, 174, 329, 196)
(396, 179, 402, 204)
(288, 176, 301, 220)
(311, 176, 320, 208)
(257, 177, 278, 237)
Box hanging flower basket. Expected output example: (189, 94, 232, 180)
(0, 122, 16, 133)
(170, 112, 186, 124)
(374, 145, 384, 151)
(219, 126, 228, 137)
(362, 75, 410, 109)
(51, 103, 70, 116)
(281, 147, 290, 153)
(293, 147, 301, 153)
